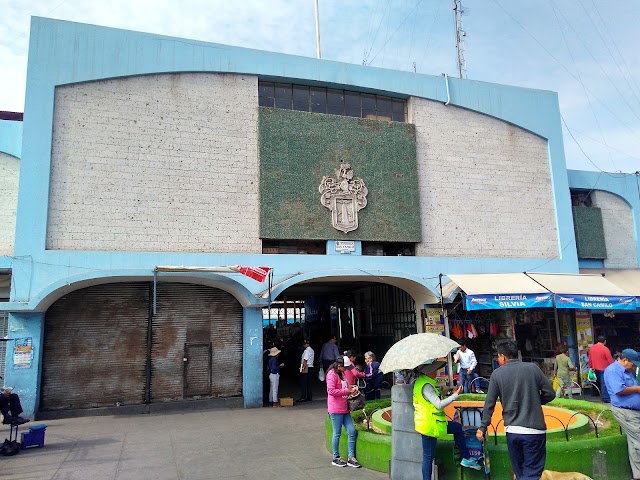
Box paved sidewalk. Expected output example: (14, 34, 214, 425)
(0, 402, 388, 480)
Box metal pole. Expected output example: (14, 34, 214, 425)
(440, 274, 455, 387)
(453, 0, 463, 78)
(314, 0, 322, 59)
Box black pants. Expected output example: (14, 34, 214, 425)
(300, 368, 314, 401)
(321, 359, 334, 373)
(0, 394, 23, 419)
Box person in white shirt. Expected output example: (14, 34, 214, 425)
(454, 340, 482, 393)
(298, 339, 315, 402)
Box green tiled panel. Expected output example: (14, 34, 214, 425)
(259, 108, 421, 242)
(572, 206, 607, 259)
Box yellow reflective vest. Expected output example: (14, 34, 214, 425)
(413, 375, 449, 439)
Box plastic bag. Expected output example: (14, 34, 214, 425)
(318, 367, 325, 382)
(552, 376, 559, 391)
(588, 368, 597, 382)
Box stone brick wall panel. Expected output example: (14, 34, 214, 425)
(410, 98, 558, 259)
(47, 73, 261, 253)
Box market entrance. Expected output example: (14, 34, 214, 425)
(262, 281, 418, 404)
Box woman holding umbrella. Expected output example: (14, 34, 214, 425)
(413, 359, 482, 479)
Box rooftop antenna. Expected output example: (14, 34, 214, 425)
(452, 0, 467, 78)
(314, 0, 322, 59)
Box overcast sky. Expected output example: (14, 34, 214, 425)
(1, 0, 639, 174)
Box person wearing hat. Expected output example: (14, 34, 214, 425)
(0, 387, 28, 425)
(326, 356, 361, 468)
(343, 350, 365, 387)
(604, 348, 640, 479)
(267, 347, 284, 407)
(297, 339, 315, 403)
(414, 359, 481, 479)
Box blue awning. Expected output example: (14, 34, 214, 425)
(527, 273, 636, 311)
(444, 273, 552, 311)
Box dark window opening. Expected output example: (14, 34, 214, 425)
(0, 270, 11, 301)
(258, 81, 407, 122)
(262, 240, 326, 255)
(362, 242, 415, 256)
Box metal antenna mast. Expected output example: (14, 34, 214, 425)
(452, 0, 466, 78)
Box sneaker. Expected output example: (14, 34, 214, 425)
(475, 389, 485, 394)
(347, 458, 362, 468)
(332, 457, 347, 467)
(460, 458, 482, 470)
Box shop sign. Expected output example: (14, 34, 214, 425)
(555, 294, 636, 310)
(575, 309, 593, 386)
(334, 241, 356, 253)
(465, 293, 553, 310)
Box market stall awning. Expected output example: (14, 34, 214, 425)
(527, 272, 636, 310)
(581, 269, 640, 301)
(444, 273, 553, 311)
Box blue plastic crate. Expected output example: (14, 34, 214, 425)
(21, 424, 46, 449)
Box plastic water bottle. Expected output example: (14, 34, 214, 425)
(592, 449, 606, 479)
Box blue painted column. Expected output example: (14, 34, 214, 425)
(242, 307, 263, 408)
(3, 312, 45, 419)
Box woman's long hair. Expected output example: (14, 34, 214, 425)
(328, 361, 343, 378)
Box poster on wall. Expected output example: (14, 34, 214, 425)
(13, 337, 33, 369)
(422, 307, 449, 385)
(575, 309, 593, 386)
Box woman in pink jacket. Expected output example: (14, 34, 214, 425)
(343, 350, 366, 387)
(326, 356, 361, 468)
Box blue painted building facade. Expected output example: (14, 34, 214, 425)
(0, 17, 638, 417)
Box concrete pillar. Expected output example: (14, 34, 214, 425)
(3, 312, 45, 419)
(242, 307, 263, 408)
(391, 384, 423, 479)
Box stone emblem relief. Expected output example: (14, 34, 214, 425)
(319, 163, 368, 233)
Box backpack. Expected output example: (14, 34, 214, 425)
(0, 438, 20, 456)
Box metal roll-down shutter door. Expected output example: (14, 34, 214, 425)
(41, 283, 149, 411)
(151, 283, 243, 402)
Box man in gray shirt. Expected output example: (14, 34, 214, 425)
(476, 340, 555, 480)
(320, 335, 340, 373)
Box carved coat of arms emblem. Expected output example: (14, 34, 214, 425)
(319, 163, 368, 233)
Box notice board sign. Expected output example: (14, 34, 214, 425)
(14, 337, 33, 369)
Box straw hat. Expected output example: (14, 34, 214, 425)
(268, 347, 281, 356)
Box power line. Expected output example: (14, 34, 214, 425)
(367, 0, 425, 66)
(561, 114, 628, 177)
(490, 0, 640, 144)
(549, 1, 617, 172)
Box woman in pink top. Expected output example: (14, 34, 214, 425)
(343, 350, 365, 387)
(326, 356, 361, 468)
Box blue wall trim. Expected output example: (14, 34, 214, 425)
(0, 120, 22, 158)
(568, 169, 640, 267)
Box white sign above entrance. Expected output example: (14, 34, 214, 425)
(335, 241, 356, 253)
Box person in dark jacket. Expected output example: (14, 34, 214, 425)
(0, 387, 29, 425)
(363, 351, 383, 400)
(267, 347, 284, 407)
(476, 340, 555, 480)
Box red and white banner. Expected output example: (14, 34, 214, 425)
(235, 266, 272, 283)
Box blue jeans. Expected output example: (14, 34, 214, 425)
(459, 369, 479, 393)
(506, 432, 546, 480)
(596, 370, 610, 402)
(329, 413, 357, 459)
(421, 422, 471, 480)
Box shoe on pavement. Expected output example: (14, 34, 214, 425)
(332, 457, 347, 467)
(460, 458, 482, 470)
(347, 457, 362, 468)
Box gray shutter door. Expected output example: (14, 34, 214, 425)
(41, 283, 149, 411)
(151, 283, 243, 402)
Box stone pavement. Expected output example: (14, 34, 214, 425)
(0, 401, 388, 480)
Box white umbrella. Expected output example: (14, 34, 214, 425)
(379, 333, 460, 373)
